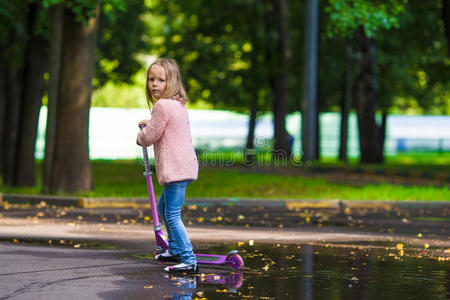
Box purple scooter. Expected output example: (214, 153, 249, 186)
(139, 128, 244, 270)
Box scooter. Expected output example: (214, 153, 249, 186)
(139, 127, 244, 270)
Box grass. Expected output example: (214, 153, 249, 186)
(0, 153, 449, 201)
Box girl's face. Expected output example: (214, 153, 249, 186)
(148, 64, 167, 100)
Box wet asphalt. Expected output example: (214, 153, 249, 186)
(0, 204, 449, 299)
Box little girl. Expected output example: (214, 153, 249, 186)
(137, 58, 199, 273)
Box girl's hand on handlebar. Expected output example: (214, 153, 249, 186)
(138, 120, 149, 128)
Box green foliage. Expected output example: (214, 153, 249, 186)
(377, 0, 450, 114)
(95, 0, 148, 87)
(148, 0, 280, 113)
(42, 0, 127, 25)
(319, 0, 449, 115)
(325, 0, 408, 38)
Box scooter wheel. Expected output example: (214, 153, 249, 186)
(227, 254, 244, 270)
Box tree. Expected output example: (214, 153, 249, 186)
(42, 3, 63, 191)
(43, 0, 146, 193)
(16, 2, 48, 186)
(324, 0, 408, 163)
(48, 2, 101, 193)
(0, 1, 47, 186)
(443, 0, 450, 56)
(272, 0, 292, 159)
(151, 0, 298, 158)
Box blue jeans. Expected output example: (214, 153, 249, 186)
(158, 180, 196, 265)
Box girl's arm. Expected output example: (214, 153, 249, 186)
(137, 101, 169, 146)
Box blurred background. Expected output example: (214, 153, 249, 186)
(0, 0, 449, 195)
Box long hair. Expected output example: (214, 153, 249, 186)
(145, 58, 188, 107)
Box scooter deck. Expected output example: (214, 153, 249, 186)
(196, 253, 227, 265)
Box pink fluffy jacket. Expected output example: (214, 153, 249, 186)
(137, 99, 198, 184)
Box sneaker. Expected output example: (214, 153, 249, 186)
(164, 263, 199, 274)
(155, 251, 181, 263)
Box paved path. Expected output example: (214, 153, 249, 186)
(1, 207, 449, 300)
(0, 212, 448, 248)
(0, 242, 200, 300)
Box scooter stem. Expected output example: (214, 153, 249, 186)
(140, 126, 160, 228)
(142, 147, 160, 229)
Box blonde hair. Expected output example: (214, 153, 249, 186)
(146, 58, 188, 107)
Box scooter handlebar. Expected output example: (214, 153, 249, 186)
(139, 124, 151, 174)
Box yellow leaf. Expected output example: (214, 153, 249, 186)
(13, 238, 19, 243)
(396, 243, 403, 250)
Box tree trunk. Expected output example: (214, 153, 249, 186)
(314, 99, 320, 160)
(0, 59, 5, 177)
(49, 4, 101, 193)
(354, 27, 383, 163)
(244, 96, 258, 165)
(443, 0, 450, 57)
(42, 3, 64, 191)
(2, 63, 23, 185)
(15, 2, 47, 186)
(378, 110, 388, 163)
(272, 0, 292, 159)
(1, 5, 29, 184)
(246, 100, 258, 150)
(339, 44, 353, 162)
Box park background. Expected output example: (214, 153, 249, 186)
(0, 0, 449, 200)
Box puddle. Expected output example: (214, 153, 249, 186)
(2, 237, 448, 299)
(156, 242, 450, 300)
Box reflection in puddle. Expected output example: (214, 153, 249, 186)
(160, 242, 449, 299)
(166, 271, 243, 299)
